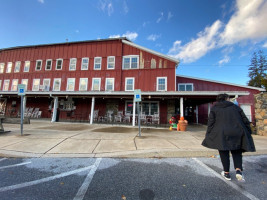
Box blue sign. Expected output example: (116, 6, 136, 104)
(18, 84, 26, 96)
(134, 89, 142, 102)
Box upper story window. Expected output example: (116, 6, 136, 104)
(11, 79, 18, 91)
(14, 61, 21, 72)
(123, 55, 139, 69)
(35, 60, 42, 71)
(32, 79, 40, 91)
(66, 78, 75, 91)
(45, 59, 52, 70)
(3, 80, 10, 91)
(53, 78, 61, 91)
(105, 78, 114, 91)
(157, 77, 167, 91)
(79, 78, 88, 91)
(21, 79, 28, 91)
(43, 79, 50, 91)
(178, 83, 193, 91)
(0, 63, 4, 73)
(125, 77, 134, 91)
(92, 78, 101, 91)
(94, 57, 102, 70)
(81, 58, 89, 70)
(69, 58, 77, 71)
(107, 56, 115, 69)
(24, 61, 30, 72)
(6, 62, 12, 73)
(56, 59, 63, 70)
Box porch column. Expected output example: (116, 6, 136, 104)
(180, 97, 184, 118)
(51, 97, 58, 122)
(90, 97, 95, 124)
(208, 103, 211, 116)
(23, 96, 27, 119)
(132, 97, 136, 126)
(195, 105, 199, 124)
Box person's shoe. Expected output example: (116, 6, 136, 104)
(236, 170, 245, 182)
(221, 171, 231, 181)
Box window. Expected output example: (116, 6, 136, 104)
(94, 57, 102, 70)
(56, 59, 63, 70)
(32, 79, 40, 91)
(107, 56, 115, 69)
(79, 78, 88, 91)
(123, 56, 139, 69)
(11, 79, 18, 91)
(178, 83, 193, 91)
(125, 78, 134, 91)
(53, 78, 61, 91)
(0, 80, 2, 91)
(14, 61, 21, 72)
(81, 58, 89, 70)
(35, 60, 42, 71)
(66, 78, 75, 91)
(24, 61, 30, 72)
(157, 77, 167, 91)
(125, 101, 159, 115)
(45, 59, 52, 70)
(0, 63, 4, 73)
(105, 78, 114, 91)
(43, 79, 50, 91)
(69, 58, 76, 71)
(3, 80, 10, 91)
(21, 79, 28, 91)
(92, 78, 101, 91)
(6, 62, 12, 73)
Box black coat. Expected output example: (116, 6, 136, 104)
(202, 101, 256, 152)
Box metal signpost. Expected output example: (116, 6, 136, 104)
(134, 89, 142, 137)
(18, 84, 26, 136)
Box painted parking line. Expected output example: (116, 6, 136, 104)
(0, 162, 32, 170)
(73, 158, 102, 200)
(192, 158, 259, 200)
(0, 160, 98, 193)
(0, 158, 7, 162)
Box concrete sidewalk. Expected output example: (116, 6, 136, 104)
(0, 120, 266, 158)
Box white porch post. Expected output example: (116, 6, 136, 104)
(180, 97, 184, 118)
(132, 97, 136, 126)
(23, 96, 27, 119)
(208, 103, 211, 116)
(196, 105, 199, 124)
(51, 97, 58, 122)
(90, 97, 95, 124)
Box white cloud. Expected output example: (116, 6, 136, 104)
(98, 0, 114, 16)
(123, 0, 129, 14)
(109, 31, 138, 41)
(167, 12, 173, 21)
(156, 12, 164, 23)
(168, 20, 222, 63)
(38, 0, 44, 3)
(218, 55, 230, 65)
(147, 34, 161, 41)
(263, 41, 267, 48)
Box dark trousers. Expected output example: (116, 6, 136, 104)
(218, 150, 243, 172)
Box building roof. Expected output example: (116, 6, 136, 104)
(177, 74, 266, 92)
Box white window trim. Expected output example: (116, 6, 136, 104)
(92, 78, 101, 91)
(24, 61, 30, 72)
(69, 58, 77, 71)
(107, 56, 115, 70)
(178, 83, 194, 91)
(3, 80, 10, 91)
(53, 78, 61, 91)
(35, 60, 42, 71)
(105, 78, 115, 91)
(21, 79, 28, 91)
(14, 61, 21, 73)
(125, 77, 135, 91)
(94, 57, 102, 70)
(66, 78, 75, 91)
(0, 63, 4, 73)
(157, 77, 167, 91)
(11, 79, 19, 91)
(81, 57, 89, 70)
(56, 59, 63, 70)
(45, 59, 52, 70)
(43, 78, 51, 91)
(6, 62, 12, 73)
(122, 55, 139, 69)
(32, 79, 40, 91)
(79, 78, 88, 91)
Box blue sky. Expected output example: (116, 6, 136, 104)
(1, 0, 267, 86)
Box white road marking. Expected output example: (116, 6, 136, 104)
(0, 163, 95, 192)
(0, 158, 7, 162)
(0, 162, 32, 170)
(192, 158, 259, 200)
(73, 158, 102, 200)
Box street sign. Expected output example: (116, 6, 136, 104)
(18, 84, 26, 96)
(134, 89, 142, 102)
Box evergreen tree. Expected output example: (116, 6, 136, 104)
(248, 50, 267, 89)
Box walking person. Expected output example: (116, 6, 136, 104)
(202, 94, 256, 181)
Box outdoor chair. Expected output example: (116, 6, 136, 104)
(123, 111, 131, 123)
(152, 112, 160, 124)
(114, 111, 123, 123)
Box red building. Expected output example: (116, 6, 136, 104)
(0, 38, 263, 125)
